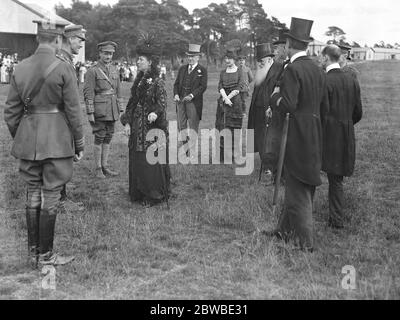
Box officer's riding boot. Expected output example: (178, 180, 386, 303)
(38, 206, 75, 266)
(26, 207, 40, 269)
(94, 144, 106, 179)
(101, 143, 119, 176)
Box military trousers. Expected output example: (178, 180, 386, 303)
(327, 173, 344, 227)
(277, 168, 315, 249)
(92, 120, 115, 145)
(19, 157, 73, 210)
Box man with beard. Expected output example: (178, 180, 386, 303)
(320, 44, 362, 229)
(57, 24, 86, 208)
(247, 43, 283, 182)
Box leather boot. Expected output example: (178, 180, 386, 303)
(101, 143, 119, 176)
(38, 206, 74, 266)
(26, 207, 40, 269)
(94, 144, 106, 178)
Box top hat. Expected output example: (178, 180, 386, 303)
(255, 43, 275, 61)
(64, 24, 86, 41)
(285, 17, 314, 43)
(186, 44, 201, 56)
(273, 28, 289, 45)
(33, 19, 68, 36)
(98, 41, 117, 52)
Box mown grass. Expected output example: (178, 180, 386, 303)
(0, 60, 399, 299)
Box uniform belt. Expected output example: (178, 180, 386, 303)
(95, 90, 115, 96)
(27, 104, 62, 114)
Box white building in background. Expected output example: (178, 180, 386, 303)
(351, 47, 374, 61)
(371, 48, 400, 60)
(307, 39, 326, 56)
(0, 0, 85, 62)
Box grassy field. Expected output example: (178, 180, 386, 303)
(0, 60, 399, 300)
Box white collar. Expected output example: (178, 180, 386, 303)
(189, 63, 198, 70)
(326, 63, 341, 73)
(290, 51, 307, 63)
(226, 65, 238, 73)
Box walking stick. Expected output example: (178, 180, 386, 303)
(271, 112, 290, 216)
(159, 162, 170, 210)
(258, 108, 272, 182)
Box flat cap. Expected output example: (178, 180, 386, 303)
(97, 41, 117, 52)
(64, 24, 86, 40)
(33, 19, 68, 36)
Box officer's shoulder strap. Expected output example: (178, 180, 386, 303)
(20, 59, 61, 107)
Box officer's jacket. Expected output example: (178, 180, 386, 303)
(83, 60, 122, 121)
(4, 45, 84, 160)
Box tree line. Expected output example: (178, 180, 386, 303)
(55, 0, 287, 67)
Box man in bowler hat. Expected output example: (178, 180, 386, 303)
(268, 17, 328, 251)
(84, 41, 123, 178)
(173, 44, 207, 157)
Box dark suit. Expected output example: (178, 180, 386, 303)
(271, 54, 327, 249)
(248, 62, 282, 170)
(322, 67, 362, 227)
(173, 63, 207, 123)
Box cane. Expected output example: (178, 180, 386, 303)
(271, 113, 289, 216)
(258, 107, 272, 182)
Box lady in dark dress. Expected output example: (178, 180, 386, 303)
(120, 36, 170, 207)
(215, 50, 247, 162)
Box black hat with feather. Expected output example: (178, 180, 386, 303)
(136, 33, 161, 57)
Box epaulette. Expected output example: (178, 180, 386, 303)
(88, 62, 98, 69)
(56, 53, 68, 64)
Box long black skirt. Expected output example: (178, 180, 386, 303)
(128, 147, 170, 204)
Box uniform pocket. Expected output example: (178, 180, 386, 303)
(94, 97, 108, 118)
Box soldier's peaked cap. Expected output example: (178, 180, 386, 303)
(98, 41, 117, 52)
(33, 19, 68, 36)
(64, 24, 86, 40)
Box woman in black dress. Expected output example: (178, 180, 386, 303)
(120, 37, 170, 207)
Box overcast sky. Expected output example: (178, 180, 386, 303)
(28, 0, 399, 46)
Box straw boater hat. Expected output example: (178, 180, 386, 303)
(255, 43, 275, 61)
(64, 24, 86, 41)
(284, 17, 314, 43)
(97, 41, 117, 52)
(186, 44, 201, 56)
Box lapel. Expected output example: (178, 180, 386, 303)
(189, 64, 200, 81)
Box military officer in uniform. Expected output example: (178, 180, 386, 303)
(338, 44, 359, 79)
(83, 41, 123, 178)
(58, 24, 86, 205)
(4, 20, 85, 267)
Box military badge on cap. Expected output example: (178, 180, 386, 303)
(33, 19, 68, 36)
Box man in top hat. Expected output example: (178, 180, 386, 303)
(273, 28, 290, 64)
(4, 19, 85, 267)
(338, 44, 359, 79)
(57, 24, 86, 206)
(173, 44, 208, 157)
(83, 41, 123, 178)
(268, 17, 328, 251)
(247, 43, 283, 180)
(320, 44, 362, 229)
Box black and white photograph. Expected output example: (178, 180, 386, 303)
(0, 0, 399, 303)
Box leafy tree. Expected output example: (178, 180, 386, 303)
(325, 26, 346, 43)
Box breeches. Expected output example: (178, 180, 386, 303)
(92, 120, 115, 145)
(19, 157, 73, 210)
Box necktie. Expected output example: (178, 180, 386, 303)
(188, 65, 192, 74)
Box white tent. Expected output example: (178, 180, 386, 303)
(0, 0, 85, 62)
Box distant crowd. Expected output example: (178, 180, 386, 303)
(0, 52, 19, 84)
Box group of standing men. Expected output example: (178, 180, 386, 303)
(3, 16, 363, 270)
(248, 17, 363, 251)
